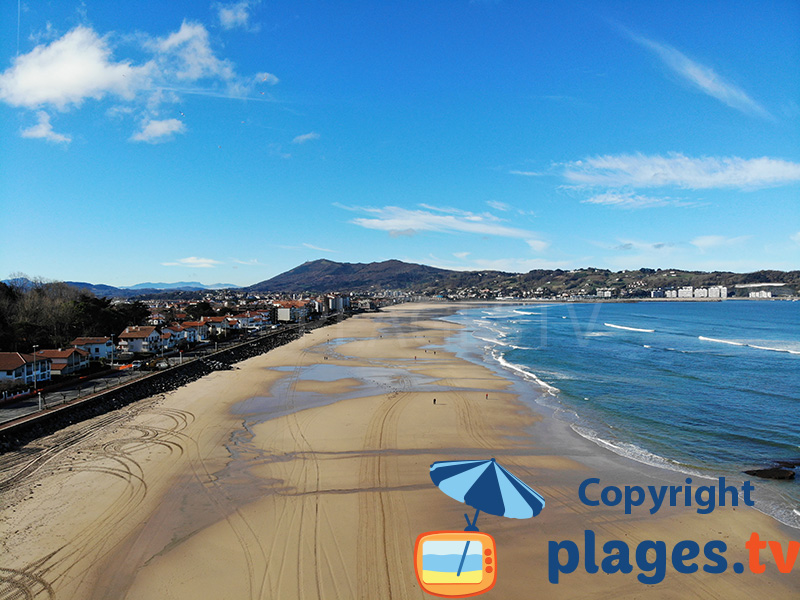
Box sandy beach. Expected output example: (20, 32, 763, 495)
(1, 303, 798, 599)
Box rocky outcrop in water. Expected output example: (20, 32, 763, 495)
(743, 467, 796, 480)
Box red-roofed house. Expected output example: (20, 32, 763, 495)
(69, 336, 115, 360)
(234, 311, 271, 330)
(34, 348, 90, 376)
(118, 326, 161, 354)
(148, 313, 167, 326)
(200, 316, 235, 336)
(165, 324, 195, 344)
(0, 352, 51, 385)
(159, 330, 175, 350)
(180, 321, 209, 341)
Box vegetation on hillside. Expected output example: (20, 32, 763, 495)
(0, 276, 148, 353)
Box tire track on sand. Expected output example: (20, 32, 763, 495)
(356, 374, 422, 599)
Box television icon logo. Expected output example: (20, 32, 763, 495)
(414, 531, 497, 598)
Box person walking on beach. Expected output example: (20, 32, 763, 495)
(433, 398, 436, 405)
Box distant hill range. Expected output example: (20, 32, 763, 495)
(124, 281, 237, 291)
(1, 278, 238, 299)
(5, 261, 799, 298)
(63, 281, 239, 298)
(247, 259, 800, 296)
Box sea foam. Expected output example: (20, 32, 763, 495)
(604, 323, 655, 333)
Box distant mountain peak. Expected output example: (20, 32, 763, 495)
(248, 258, 454, 293)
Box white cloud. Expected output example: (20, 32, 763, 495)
(0, 26, 148, 109)
(256, 71, 279, 85)
(151, 21, 235, 82)
(690, 235, 750, 252)
(626, 30, 771, 119)
(346, 205, 535, 239)
(453, 252, 470, 259)
(791, 231, 800, 245)
(610, 239, 671, 252)
(1, 22, 269, 141)
(217, 1, 251, 30)
(487, 200, 510, 211)
(302, 242, 337, 253)
(292, 131, 320, 144)
(20, 111, 71, 143)
(582, 190, 676, 208)
(162, 256, 222, 268)
(564, 153, 800, 190)
(463, 257, 572, 272)
(526, 239, 550, 252)
(509, 170, 543, 177)
(130, 118, 186, 143)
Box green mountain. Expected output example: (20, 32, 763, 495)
(248, 260, 800, 297)
(248, 259, 455, 293)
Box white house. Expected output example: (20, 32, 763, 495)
(35, 348, 90, 376)
(160, 330, 176, 350)
(677, 286, 694, 298)
(708, 286, 728, 298)
(0, 352, 51, 386)
(180, 321, 208, 341)
(200, 316, 233, 335)
(165, 324, 196, 344)
(69, 336, 115, 360)
(118, 326, 161, 354)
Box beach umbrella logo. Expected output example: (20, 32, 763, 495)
(414, 458, 545, 597)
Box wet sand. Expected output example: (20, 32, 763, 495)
(0, 303, 797, 599)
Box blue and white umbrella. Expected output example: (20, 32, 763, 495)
(429, 458, 545, 578)
(430, 458, 545, 522)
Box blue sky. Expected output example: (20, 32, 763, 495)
(1, 0, 798, 287)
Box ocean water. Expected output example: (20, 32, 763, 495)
(446, 300, 800, 528)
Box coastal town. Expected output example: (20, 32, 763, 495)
(0, 292, 362, 400)
(2, 261, 797, 400)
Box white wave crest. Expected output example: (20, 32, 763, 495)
(699, 336, 800, 355)
(604, 323, 655, 333)
(699, 336, 745, 346)
(490, 349, 560, 395)
(571, 425, 700, 475)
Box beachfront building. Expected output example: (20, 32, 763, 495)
(749, 290, 773, 298)
(693, 287, 709, 298)
(200, 316, 236, 336)
(0, 352, 52, 386)
(677, 286, 693, 298)
(160, 330, 175, 350)
(665, 289, 678, 298)
(232, 311, 269, 331)
(69, 336, 115, 360)
(708, 286, 728, 298)
(180, 321, 209, 341)
(272, 301, 309, 323)
(164, 324, 195, 344)
(118, 326, 161, 354)
(34, 348, 90, 376)
(327, 295, 350, 313)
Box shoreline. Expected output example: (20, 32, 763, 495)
(0, 303, 797, 598)
(442, 301, 800, 530)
